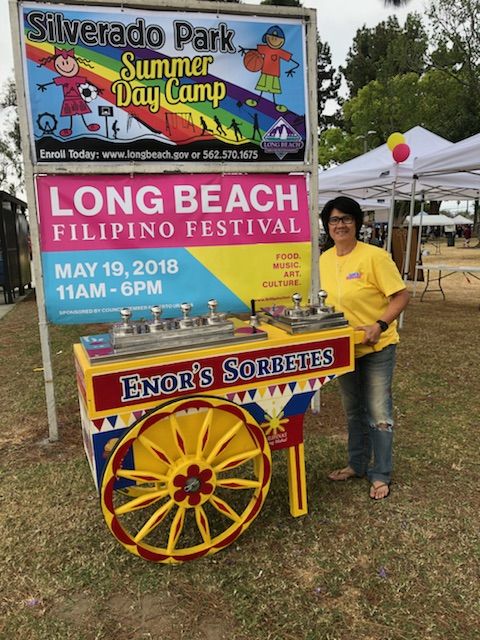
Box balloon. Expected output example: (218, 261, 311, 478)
(387, 132, 406, 151)
(392, 143, 410, 163)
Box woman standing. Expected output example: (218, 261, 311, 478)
(319, 197, 410, 500)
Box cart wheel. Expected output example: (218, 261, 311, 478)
(100, 395, 272, 563)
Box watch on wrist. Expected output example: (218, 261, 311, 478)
(376, 319, 389, 332)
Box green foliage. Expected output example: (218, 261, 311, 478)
(318, 73, 419, 167)
(418, 68, 475, 142)
(0, 78, 17, 109)
(318, 127, 360, 167)
(344, 73, 421, 140)
(342, 13, 427, 97)
(317, 38, 341, 130)
(428, 0, 480, 70)
(427, 0, 480, 138)
(318, 64, 479, 166)
(320, 0, 480, 167)
(0, 77, 23, 194)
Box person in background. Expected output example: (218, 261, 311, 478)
(319, 197, 410, 500)
(463, 225, 472, 247)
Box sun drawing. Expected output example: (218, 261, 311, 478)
(260, 407, 289, 435)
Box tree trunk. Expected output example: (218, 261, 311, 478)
(474, 199, 480, 245)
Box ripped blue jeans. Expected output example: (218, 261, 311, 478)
(337, 344, 396, 484)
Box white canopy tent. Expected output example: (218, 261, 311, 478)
(409, 133, 480, 298)
(370, 209, 392, 224)
(318, 126, 480, 202)
(318, 127, 480, 300)
(319, 127, 480, 265)
(319, 195, 391, 212)
(318, 126, 451, 200)
(402, 213, 455, 293)
(404, 213, 453, 275)
(414, 133, 480, 177)
(404, 213, 454, 226)
(451, 214, 473, 225)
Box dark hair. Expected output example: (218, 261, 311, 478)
(320, 196, 364, 246)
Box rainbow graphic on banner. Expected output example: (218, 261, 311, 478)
(20, 3, 308, 164)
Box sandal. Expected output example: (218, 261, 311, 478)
(328, 466, 360, 481)
(369, 482, 391, 500)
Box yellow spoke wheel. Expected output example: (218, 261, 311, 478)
(100, 395, 272, 563)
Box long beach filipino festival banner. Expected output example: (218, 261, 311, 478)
(19, 2, 308, 164)
(35, 173, 312, 323)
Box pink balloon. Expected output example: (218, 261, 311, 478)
(392, 143, 410, 163)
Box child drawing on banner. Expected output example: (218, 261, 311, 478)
(240, 25, 299, 113)
(36, 47, 101, 138)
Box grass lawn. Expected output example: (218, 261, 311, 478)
(0, 241, 479, 640)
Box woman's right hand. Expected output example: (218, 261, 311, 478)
(356, 323, 382, 346)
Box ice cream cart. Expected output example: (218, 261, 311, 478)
(11, 0, 341, 563)
(75, 294, 361, 563)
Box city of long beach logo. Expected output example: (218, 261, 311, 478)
(261, 117, 304, 160)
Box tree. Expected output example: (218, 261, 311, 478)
(318, 73, 418, 167)
(343, 73, 422, 141)
(427, 0, 480, 138)
(317, 68, 472, 167)
(384, 0, 410, 6)
(342, 13, 427, 97)
(317, 37, 341, 130)
(418, 68, 474, 142)
(0, 77, 23, 195)
(318, 127, 359, 167)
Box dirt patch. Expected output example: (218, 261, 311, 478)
(0, 424, 83, 470)
(52, 588, 243, 640)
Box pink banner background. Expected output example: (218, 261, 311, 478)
(36, 174, 310, 251)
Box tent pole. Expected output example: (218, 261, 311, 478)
(413, 196, 426, 296)
(386, 180, 396, 253)
(399, 177, 417, 329)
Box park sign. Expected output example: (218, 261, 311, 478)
(18, 2, 309, 164)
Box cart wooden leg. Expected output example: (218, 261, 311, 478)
(286, 443, 307, 517)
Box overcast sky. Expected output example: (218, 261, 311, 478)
(2, 0, 426, 85)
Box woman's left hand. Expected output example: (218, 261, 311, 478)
(356, 324, 382, 346)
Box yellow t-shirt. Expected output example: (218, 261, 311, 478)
(319, 241, 406, 357)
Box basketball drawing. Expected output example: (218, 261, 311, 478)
(243, 50, 264, 72)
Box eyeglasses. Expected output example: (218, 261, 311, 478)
(328, 215, 355, 226)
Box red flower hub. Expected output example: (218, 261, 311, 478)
(170, 462, 216, 507)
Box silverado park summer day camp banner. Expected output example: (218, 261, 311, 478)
(20, 2, 308, 163)
(35, 173, 312, 323)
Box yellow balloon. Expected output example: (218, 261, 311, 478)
(387, 132, 406, 151)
